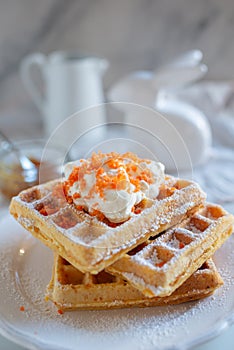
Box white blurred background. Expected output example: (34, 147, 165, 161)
(0, 1, 234, 349)
(1, 0, 234, 138)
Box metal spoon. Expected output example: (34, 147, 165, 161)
(0, 131, 38, 183)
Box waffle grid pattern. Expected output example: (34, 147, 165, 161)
(46, 255, 223, 310)
(10, 176, 206, 273)
(107, 204, 234, 297)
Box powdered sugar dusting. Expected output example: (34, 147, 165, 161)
(13, 177, 206, 251)
(0, 216, 234, 350)
(145, 248, 162, 265)
(109, 204, 234, 297)
(168, 236, 181, 249)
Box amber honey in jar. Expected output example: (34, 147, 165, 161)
(0, 140, 66, 199)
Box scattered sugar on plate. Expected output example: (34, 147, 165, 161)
(1, 213, 234, 350)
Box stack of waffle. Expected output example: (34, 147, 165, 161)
(10, 174, 234, 311)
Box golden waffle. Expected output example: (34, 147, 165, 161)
(10, 176, 206, 274)
(46, 255, 223, 311)
(107, 203, 234, 297)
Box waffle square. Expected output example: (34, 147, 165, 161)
(107, 203, 234, 297)
(46, 255, 223, 310)
(10, 176, 206, 273)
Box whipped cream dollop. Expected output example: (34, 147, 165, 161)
(64, 152, 165, 223)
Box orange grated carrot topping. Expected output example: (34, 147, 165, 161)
(39, 206, 58, 216)
(73, 192, 81, 199)
(156, 261, 166, 268)
(89, 209, 105, 221)
(179, 242, 185, 249)
(65, 152, 155, 198)
(134, 208, 142, 215)
(63, 152, 160, 221)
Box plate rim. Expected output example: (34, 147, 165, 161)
(0, 214, 234, 350)
(0, 311, 234, 350)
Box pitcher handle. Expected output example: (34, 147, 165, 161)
(20, 53, 47, 115)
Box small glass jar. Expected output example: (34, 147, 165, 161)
(0, 139, 67, 200)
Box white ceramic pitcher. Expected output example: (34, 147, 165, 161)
(20, 52, 109, 136)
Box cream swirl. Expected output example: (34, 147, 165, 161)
(64, 152, 165, 223)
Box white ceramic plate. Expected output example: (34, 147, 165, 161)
(0, 215, 234, 350)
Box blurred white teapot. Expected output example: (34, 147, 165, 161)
(155, 95, 212, 170)
(107, 99, 211, 172)
(108, 71, 212, 171)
